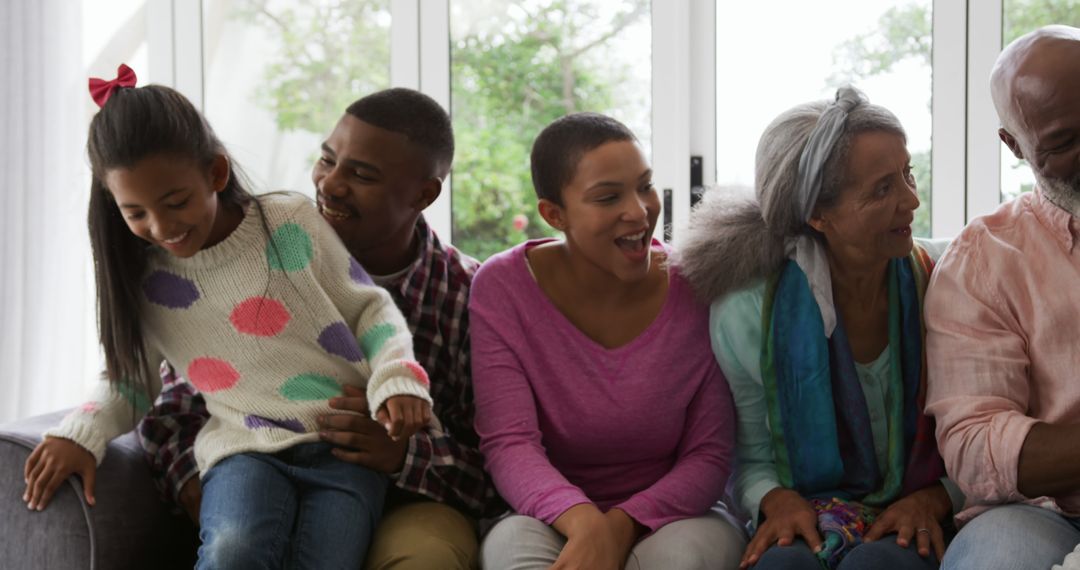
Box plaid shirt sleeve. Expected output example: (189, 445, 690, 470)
(394, 327, 504, 518)
(389, 230, 504, 519)
(137, 361, 208, 504)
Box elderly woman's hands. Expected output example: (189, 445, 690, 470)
(863, 482, 951, 560)
(740, 487, 823, 568)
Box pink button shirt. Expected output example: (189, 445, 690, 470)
(926, 189, 1080, 522)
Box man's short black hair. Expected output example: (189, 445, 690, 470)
(346, 88, 454, 178)
(530, 112, 637, 205)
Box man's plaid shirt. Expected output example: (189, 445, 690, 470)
(138, 216, 501, 518)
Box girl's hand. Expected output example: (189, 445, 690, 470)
(741, 487, 822, 569)
(376, 395, 432, 441)
(550, 504, 636, 570)
(23, 437, 97, 511)
(863, 483, 951, 560)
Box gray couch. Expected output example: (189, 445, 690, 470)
(0, 410, 198, 569)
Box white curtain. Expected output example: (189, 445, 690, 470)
(0, 1, 99, 423)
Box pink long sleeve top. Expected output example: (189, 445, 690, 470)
(469, 240, 736, 531)
(925, 189, 1080, 522)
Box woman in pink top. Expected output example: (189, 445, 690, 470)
(470, 113, 744, 569)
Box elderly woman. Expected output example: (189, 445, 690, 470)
(471, 113, 745, 569)
(677, 87, 963, 570)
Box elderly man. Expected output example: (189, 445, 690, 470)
(924, 25, 1080, 570)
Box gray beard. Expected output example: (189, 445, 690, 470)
(1036, 171, 1080, 218)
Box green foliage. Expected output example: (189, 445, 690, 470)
(829, 4, 931, 86)
(1004, 0, 1080, 43)
(911, 150, 931, 237)
(242, 0, 647, 260)
(450, 0, 648, 259)
(238, 0, 391, 135)
(243, 0, 1078, 250)
(833, 0, 1080, 87)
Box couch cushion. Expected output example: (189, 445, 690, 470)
(0, 410, 198, 569)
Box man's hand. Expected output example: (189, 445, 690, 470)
(864, 483, 951, 560)
(178, 477, 202, 524)
(319, 386, 410, 473)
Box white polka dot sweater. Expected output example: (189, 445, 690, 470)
(46, 192, 431, 474)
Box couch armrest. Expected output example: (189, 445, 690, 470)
(0, 409, 197, 569)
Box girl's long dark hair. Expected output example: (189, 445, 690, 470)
(87, 85, 253, 399)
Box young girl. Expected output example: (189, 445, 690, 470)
(22, 65, 433, 569)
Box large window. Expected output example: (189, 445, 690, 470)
(81, 0, 152, 378)
(85, 0, 149, 80)
(15, 0, 1080, 423)
(202, 0, 392, 197)
(449, 0, 651, 260)
(0, 0, 151, 422)
(717, 1, 934, 236)
(1000, 0, 1080, 202)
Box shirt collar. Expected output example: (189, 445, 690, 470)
(384, 216, 436, 299)
(1031, 187, 1079, 253)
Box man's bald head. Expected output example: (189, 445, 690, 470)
(991, 25, 1080, 149)
(990, 25, 1080, 215)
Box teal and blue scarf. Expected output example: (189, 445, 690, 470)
(759, 245, 944, 506)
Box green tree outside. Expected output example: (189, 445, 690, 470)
(449, 0, 650, 259)
(236, 0, 648, 260)
(238, 0, 391, 135)
(232, 0, 1080, 247)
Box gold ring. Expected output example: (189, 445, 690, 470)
(916, 528, 931, 534)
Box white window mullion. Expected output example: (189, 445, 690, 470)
(652, 0, 691, 244)
(391, 0, 420, 89)
(146, 0, 174, 87)
(172, 0, 203, 109)
(690, 0, 716, 190)
(930, 0, 968, 238)
(966, 0, 1003, 222)
(419, 0, 452, 243)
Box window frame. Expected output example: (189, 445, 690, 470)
(151, 0, 1018, 245)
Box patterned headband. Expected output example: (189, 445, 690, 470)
(794, 86, 868, 223)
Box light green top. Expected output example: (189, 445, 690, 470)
(709, 239, 962, 524)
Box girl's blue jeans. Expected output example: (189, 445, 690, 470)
(196, 442, 387, 570)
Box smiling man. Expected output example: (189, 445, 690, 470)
(138, 88, 499, 570)
(924, 25, 1080, 570)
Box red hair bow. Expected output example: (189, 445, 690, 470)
(89, 64, 137, 108)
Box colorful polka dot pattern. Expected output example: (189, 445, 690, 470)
(187, 357, 241, 393)
(349, 258, 374, 285)
(117, 382, 151, 413)
(230, 296, 291, 337)
(244, 415, 305, 433)
(266, 223, 314, 272)
(318, 322, 364, 362)
(279, 373, 342, 401)
(143, 270, 200, 309)
(404, 361, 430, 387)
(360, 323, 396, 359)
